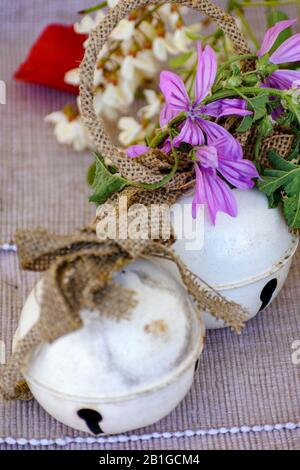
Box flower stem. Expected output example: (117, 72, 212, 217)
(231, 86, 257, 112)
(78, 2, 107, 14)
(203, 86, 284, 103)
(254, 135, 263, 162)
(149, 112, 186, 148)
(239, 1, 299, 7)
(216, 54, 257, 79)
(204, 86, 300, 126)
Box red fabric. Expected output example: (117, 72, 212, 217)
(14, 24, 87, 94)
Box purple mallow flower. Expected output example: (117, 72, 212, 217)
(126, 41, 258, 223)
(192, 139, 259, 223)
(159, 42, 251, 158)
(257, 18, 300, 90)
(127, 42, 251, 160)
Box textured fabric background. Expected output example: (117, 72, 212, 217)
(1, 0, 300, 451)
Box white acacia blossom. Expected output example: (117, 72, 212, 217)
(173, 24, 201, 52)
(74, 11, 105, 34)
(138, 89, 162, 120)
(47, 3, 200, 150)
(110, 19, 135, 41)
(152, 34, 178, 61)
(45, 111, 92, 151)
(118, 117, 145, 146)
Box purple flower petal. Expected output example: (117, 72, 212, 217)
(204, 98, 252, 118)
(218, 158, 259, 189)
(195, 42, 217, 105)
(160, 104, 179, 127)
(161, 137, 172, 154)
(201, 167, 238, 224)
(173, 117, 205, 147)
(257, 18, 297, 57)
(270, 32, 300, 64)
(198, 119, 243, 160)
(126, 145, 149, 158)
(266, 69, 300, 90)
(192, 163, 205, 219)
(159, 71, 189, 111)
(271, 105, 285, 120)
(195, 145, 218, 171)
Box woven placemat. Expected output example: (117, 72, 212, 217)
(1, 0, 300, 450)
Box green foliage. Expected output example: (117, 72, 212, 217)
(247, 92, 270, 121)
(276, 111, 295, 128)
(258, 150, 300, 229)
(257, 116, 274, 139)
(185, 31, 202, 41)
(87, 162, 96, 186)
(256, 54, 278, 78)
(237, 115, 253, 133)
(89, 154, 128, 205)
(242, 73, 259, 87)
(169, 52, 193, 69)
(227, 65, 242, 87)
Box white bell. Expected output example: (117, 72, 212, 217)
(13, 259, 204, 435)
(159, 189, 298, 329)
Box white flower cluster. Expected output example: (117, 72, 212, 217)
(45, 2, 200, 151)
(45, 107, 93, 152)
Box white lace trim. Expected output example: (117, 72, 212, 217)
(1, 422, 300, 446)
(0, 243, 17, 252)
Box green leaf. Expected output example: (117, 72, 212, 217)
(247, 92, 269, 121)
(89, 154, 128, 205)
(231, 64, 241, 76)
(169, 51, 193, 68)
(185, 31, 202, 41)
(283, 193, 300, 228)
(267, 10, 293, 53)
(237, 114, 253, 133)
(243, 73, 259, 87)
(276, 111, 295, 128)
(228, 75, 242, 87)
(258, 150, 300, 228)
(285, 95, 300, 127)
(268, 150, 296, 171)
(267, 191, 281, 209)
(256, 54, 277, 78)
(256, 54, 269, 70)
(87, 162, 96, 186)
(256, 116, 274, 139)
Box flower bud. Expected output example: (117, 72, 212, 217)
(243, 74, 259, 87)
